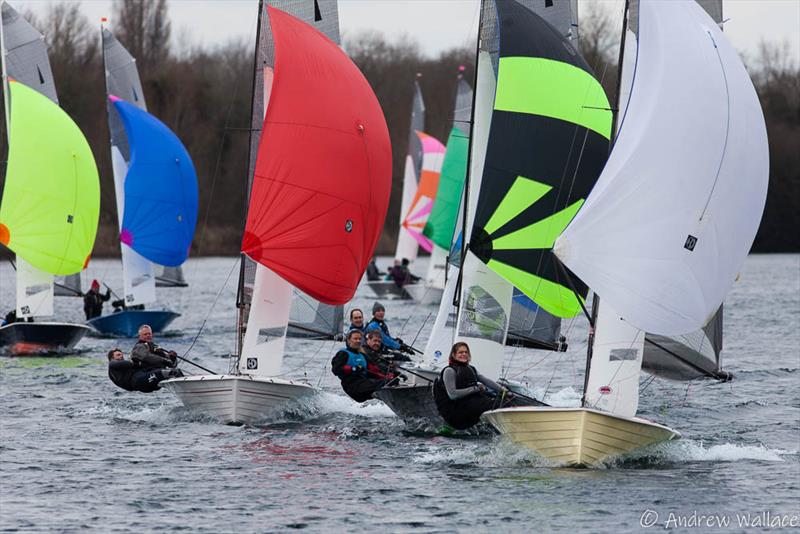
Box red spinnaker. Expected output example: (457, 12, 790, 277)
(241, 6, 392, 305)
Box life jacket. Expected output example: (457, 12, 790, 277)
(367, 318, 390, 336)
(332, 347, 367, 377)
(434, 364, 491, 430)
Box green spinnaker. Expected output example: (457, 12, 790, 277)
(0, 80, 100, 275)
(422, 126, 468, 250)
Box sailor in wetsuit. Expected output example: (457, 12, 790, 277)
(331, 329, 398, 403)
(433, 342, 516, 430)
(131, 324, 178, 371)
(107, 348, 182, 393)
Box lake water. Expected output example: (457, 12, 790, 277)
(1, 254, 798, 532)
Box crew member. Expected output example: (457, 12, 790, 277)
(83, 280, 111, 320)
(433, 342, 515, 430)
(331, 329, 397, 403)
(107, 348, 182, 393)
(131, 324, 179, 371)
(365, 302, 414, 354)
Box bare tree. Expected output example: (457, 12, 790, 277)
(112, 0, 171, 72)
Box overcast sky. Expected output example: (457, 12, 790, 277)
(12, 0, 800, 65)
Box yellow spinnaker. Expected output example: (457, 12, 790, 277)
(0, 80, 100, 275)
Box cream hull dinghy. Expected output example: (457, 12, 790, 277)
(482, 406, 679, 467)
(162, 375, 316, 425)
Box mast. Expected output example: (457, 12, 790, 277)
(235, 0, 265, 363)
(452, 0, 484, 314)
(581, 0, 630, 407)
(0, 2, 10, 137)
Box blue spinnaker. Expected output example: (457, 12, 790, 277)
(112, 96, 198, 267)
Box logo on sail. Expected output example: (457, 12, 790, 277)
(598, 385, 612, 395)
(246, 358, 258, 370)
(684, 235, 698, 251)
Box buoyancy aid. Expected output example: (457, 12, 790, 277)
(434, 364, 494, 430)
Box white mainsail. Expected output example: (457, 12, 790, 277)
(394, 79, 425, 263)
(102, 29, 157, 306)
(555, 0, 768, 337)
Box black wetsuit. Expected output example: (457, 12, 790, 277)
(433, 364, 506, 430)
(108, 360, 172, 393)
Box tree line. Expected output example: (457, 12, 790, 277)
(0, 0, 797, 259)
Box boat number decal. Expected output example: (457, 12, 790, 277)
(599, 385, 612, 394)
(247, 358, 258, 370)
(345, 220, 353, 232)
(67, 215, 74, 223)
(125, 294, 135, 303)
(684, 235, 698, 251)
(20, 306, 30, 315)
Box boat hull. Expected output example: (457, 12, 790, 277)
(0, 322, 90, 355)
(403, 284, 443, 306)
(87, 310, 180, 337)
(365, 281, 412, 300)
(161, 374, 317, 425)
(373, 382, 446, 429)
(482, 407, 680, 467)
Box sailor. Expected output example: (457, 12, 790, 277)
(433, 342, 514, 430)
(364, 302, 414, 354)
(107, 348, 182, 393)
(331, 329, 397, 403)
(348, 308, 366, 336)
(388, 258, 420, 288)
(366, 257, 382, 281)
(131, 324, 179, 371)
(83, 279, 111, 320)
(363, 329, 408, 378)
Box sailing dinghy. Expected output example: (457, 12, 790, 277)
(0, 2, 99, 354)
(483, 0, 768, 466)
(86, 28, 198, 337)
(374, 0, 582, 427)
(162, 0, 390, 424)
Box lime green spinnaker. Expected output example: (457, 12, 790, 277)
(422, 126, 469, 250)
(0, 80, 100, 275)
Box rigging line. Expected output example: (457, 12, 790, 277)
(177, 256, 239, 365)
(182, 57, 247, 304)
(272, 337, 328, 378)
(409, 311, 432, 349)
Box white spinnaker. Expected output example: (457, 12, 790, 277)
(111, 147, 156, 305)
(585, 300, 645, 418)
(240, 263, 293, 377)
(16, 257, 54, 318)
(452, 50, 512, 380)
(554, 0, 768, 336)
(395, 155, 420, 262)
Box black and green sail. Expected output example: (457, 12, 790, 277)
(469, 0, 612, 318)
